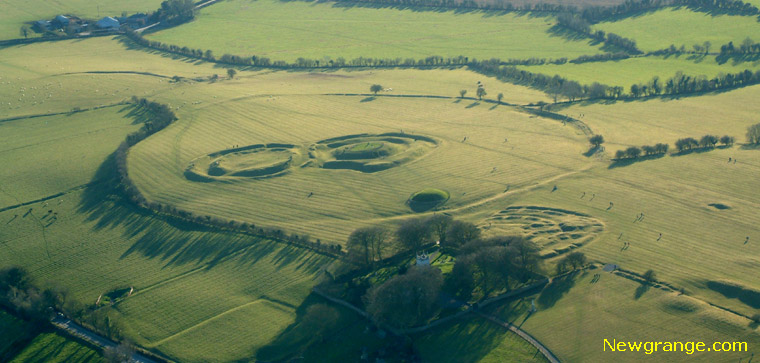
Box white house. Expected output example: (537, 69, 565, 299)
(95, 17, 120, 31)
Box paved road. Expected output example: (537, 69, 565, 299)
(476, 311, 560, 363)
(51, 315, 157, 363)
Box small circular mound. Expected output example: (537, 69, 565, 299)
(334, 141, 397, 160)
(408, 188, 449, 212)
(410, 188, 450, 203)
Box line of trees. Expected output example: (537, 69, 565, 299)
(555, 13, 641, 54)
(569, 52, 630, 64)
(675, 134, 734, 152)
(468, 59, 618, 101)
(447, 235, 542, 300)
(614, 143, 669, 160)
(356, 216, 544, 328)
(125, 30, 470, 69)
(718, 38, 760, 55)
(613, 134, 736, 160)
(124, 33, 760, 103)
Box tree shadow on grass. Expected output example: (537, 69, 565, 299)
(465, 101, 481, 109)
(256, 293, 386, 362)
(76, 111, 332, 274)
(360, 96, 376, 102)
(583, 146, 600, 157)
(739, 143, 760, 150)
(608, 154, 665, 169)
(536, 273, 577, 309)
(634, 283, 651, 300)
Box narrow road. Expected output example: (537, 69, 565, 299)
(51, 315, 158, 363)
(476, 311, 561, 363)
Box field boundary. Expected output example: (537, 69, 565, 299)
(0, 102, 125, 124)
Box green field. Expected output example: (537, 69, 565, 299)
(415, 316, 548, 362)
(517, 55, 760, 88)
(1, 310, 102, 362)
(0, 0, 162, 41)
(486, 271, 760, 362)
(9, 332, 104, 363)
(594, 8, 760, 52)
(147, 0, 605, 62)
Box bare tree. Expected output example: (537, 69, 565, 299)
(446, 220, 480, 247)
(347, 226, 389, 266)
(364, 266, 443, 328)
(428, 214, 453, 245)
(396, 218, 432, 253)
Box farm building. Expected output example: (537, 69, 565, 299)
(95, 17, 120, 31)
(52, 15, 70, 28)
(34, 20, 51, 32)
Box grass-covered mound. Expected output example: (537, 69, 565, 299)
(410, 188, 450, 203)
(317, 133, 438, 173)
(408, 188, 450, 211)
(186, 144, 301, 181)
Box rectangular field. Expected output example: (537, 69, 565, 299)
(147, 0, 605, 62)
(594, 8, 760, 52)
(516, 55, 760, 88)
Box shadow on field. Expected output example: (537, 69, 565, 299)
(608, 154, 665, 168)
(739, 143, 760, 150)
(360, 96, 376, 102)
(255, 293, 370, 361)
(546, 25, 590, 42)
(634, 282, 651, 300)
(75, 110, 330, 274)
(537, 272, 577, 309)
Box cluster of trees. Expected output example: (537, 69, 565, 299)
(0, 266, 66, 322)
(748, 123, 760, 144)
(364, 265, 443, 328)
(151, 0, 196, 24)
(0, 266, 132, 349)
(555, 251, 587, 274)
(347, 215, 481, 267)
(675, 134, 734, 152)
(357, 215, 544, 328)
(447, 236, 542, 300)
(718, 38, 760, 55)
